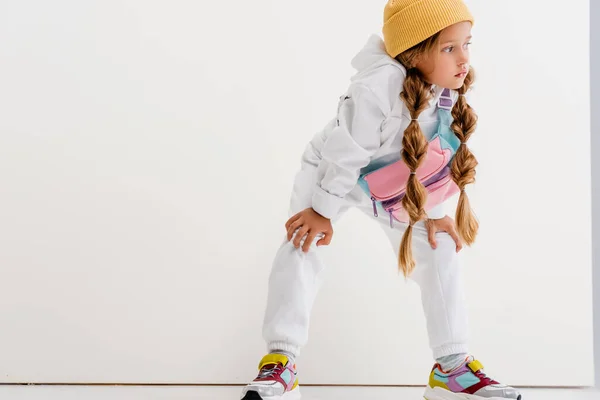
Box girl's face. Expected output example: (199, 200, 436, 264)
(416, 21, 472, 89)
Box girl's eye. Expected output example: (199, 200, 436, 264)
(444, 42, 472, 53)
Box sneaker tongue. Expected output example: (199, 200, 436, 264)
(467, 357, 487, 375)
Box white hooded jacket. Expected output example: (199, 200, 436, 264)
(305, 34, 463, 221)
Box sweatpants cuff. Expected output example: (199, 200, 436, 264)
(267, 342, 300, 358)
(432, 343, 469, 360)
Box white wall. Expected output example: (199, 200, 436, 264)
(0, 0, 593, 386)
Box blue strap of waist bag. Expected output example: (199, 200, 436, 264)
(436, 88, 461, 156)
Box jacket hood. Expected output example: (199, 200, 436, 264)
(349, 34, 455, 109)
(350, 34, 406, 80)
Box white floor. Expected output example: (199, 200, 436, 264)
(0, 385, 597, 400)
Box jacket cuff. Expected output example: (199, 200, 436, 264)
(311, 187, 345, 220)
(426, 203, 445, 220)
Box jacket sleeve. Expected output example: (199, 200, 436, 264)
(311, 84, 385, 219)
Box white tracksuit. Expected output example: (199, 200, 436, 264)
(262, 34, 470, 360)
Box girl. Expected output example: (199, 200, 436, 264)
(241, 1, 521, 399)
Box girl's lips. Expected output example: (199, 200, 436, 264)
(455, 71, 467, 78)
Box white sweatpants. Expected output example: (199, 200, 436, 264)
(262, 155, 469, 360)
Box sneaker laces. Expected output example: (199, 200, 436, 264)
(258, 363, 282, 379)
(473, 367, 497, 384)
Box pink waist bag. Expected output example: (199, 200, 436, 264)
(357, 89, 460, 227)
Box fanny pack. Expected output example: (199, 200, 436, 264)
(357, 88, 461, 227)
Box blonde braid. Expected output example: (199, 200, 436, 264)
(397, 68, 433, 276)
(450, 69, 479, 244)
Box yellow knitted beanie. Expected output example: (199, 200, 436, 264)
(383, 0, 474, 59)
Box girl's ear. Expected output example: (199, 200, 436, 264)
(412, 53, 428, 73)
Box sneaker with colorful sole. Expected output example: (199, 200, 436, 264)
(424, 356, 521, 400)
(240, 353, 300, 400)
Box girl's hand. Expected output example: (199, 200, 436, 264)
(425, 215, 463, 252)
(285, 208, 333, 253)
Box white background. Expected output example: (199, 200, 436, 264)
(0, 0, 593, 386)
